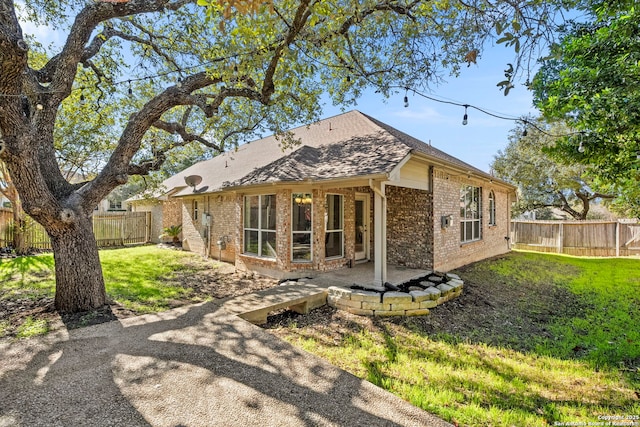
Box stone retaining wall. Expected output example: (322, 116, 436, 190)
(327, 274, 464, 317)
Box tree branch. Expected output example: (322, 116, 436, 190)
(261, 0, 313, 102)
(44, 0, 195, 106)
(152, 119, 222, 150)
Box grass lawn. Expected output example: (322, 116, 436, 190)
(1, 247, 638, 425)
(267, 251, 640, 427)
(0, 245, 203, 310)
(0, 245, 277, 338)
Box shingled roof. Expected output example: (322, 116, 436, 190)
(163, 110, 500, 197)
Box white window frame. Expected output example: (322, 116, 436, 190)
(325, 194, 344, 259)
(243, 195, 277, 258)
(460, 185, 482, 243)
(192, 199, 199, 221)
(291, 193, 313, 262)
(488, 190, 496, 226)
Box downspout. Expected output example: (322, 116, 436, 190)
(205, 195, 211, 259)
(506, 190, 515, 250)
(369, 179, 387, 285)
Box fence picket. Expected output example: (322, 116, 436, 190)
(511, 220, 640, 257)
(0, 208, 150, 251)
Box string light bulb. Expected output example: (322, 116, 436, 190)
(403, 95, 409, 108)
(578, 140, 585, 153)
(462, 105, 469, 125)
(36, 103, 43, 110)
(127, 80, 133, 97)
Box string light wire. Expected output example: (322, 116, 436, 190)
(0, 60, 584, 142)
(390, 84, 584, 139)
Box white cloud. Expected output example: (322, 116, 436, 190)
(15, 1, 65, 49)
(392, 106, 451, 124)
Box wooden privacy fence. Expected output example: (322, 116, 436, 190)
(0, 208, 151, 251)
(511, 220, 640, 257)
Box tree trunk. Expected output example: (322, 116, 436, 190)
(49, 216, 107, 313)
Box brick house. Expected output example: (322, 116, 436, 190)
(132, 110, 516, 284)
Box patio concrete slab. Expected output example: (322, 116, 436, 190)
(306, 262, 431, 288)
(0, 300, 452, 427)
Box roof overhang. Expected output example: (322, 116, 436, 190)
(169, 173, 391, 197)
(409, 151, 516, 192)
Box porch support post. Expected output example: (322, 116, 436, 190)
(371, 180, 387, 286)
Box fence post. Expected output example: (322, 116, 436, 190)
(145, 212, 150, 243)
(557, 222, 564, 254)
(615, 221, 620, 257)
(120, 214, 125, 246)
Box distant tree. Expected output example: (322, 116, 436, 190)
(0, 0, 573, 313)
(532, 0, 640, 218)
(492, 119, 613, 220)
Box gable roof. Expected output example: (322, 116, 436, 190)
(163, 110, 508, 197)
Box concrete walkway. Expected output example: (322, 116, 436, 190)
(0, 298, 452, 427)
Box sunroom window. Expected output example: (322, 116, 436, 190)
(292, 193, 312, 262)
(460, 186, 482, 243)
(488, 190, 496, 226)
(243, 195, 276, 258)
(325, 194, 344, 259)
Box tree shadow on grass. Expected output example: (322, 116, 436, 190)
(356, 312, 639, 426)
(0, 254, 55, 285)
(0, 301, 447, 427)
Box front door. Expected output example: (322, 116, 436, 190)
(355, 194, 369, 261)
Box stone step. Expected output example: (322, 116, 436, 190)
(223, 284, 328, 325)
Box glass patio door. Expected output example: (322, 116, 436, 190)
(355, 194, 369, 261)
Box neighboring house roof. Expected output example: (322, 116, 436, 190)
(162, 110, 512, 197)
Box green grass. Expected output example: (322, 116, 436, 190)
(0, 253, 56, 300)
(99, 245, 210, 312)
(15, 316, 49, 338)
(0, 246, 206, 312)
(277, 252, 640, 427)
(2, 247, 639, 424)
(485, 252, 640, 371)
(0, 245, 214, 338)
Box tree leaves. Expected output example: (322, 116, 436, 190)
(492, 119, 613, 220)
(532, 2, 640, 217)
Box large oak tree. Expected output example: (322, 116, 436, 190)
(532, 0, 640, 217)
(0, 0, 571, 313)
(492, 119, 613, 220)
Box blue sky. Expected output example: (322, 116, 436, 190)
(321, 46, 537, 173)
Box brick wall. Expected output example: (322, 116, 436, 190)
(163, 174, 511, 277)
(209, 194, 237, 263)
(432, 168, 512, 271)
(386, 185, 434, 270)
(161, 198, 182, 242)
(181, 196, 206, 255)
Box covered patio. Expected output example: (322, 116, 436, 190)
(305, 261, 432, 289)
